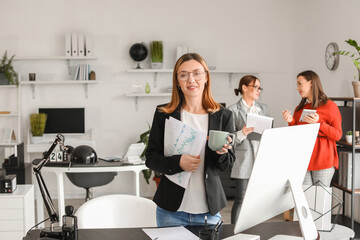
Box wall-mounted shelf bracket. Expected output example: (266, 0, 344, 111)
(153, 72, 158, 88)
(134, 96, 139, 111)
(84, 83, 89, 98)
(31, 85, 36, 99)
(228, 73, 233, 88)
(66, 60, 71, 75)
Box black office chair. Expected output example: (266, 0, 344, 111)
(66, 172, 117, 201)
(66, 145, 117, 202)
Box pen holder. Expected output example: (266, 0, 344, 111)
(198, 229, 219, 240)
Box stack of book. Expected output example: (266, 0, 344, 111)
(74, 64, 91, 80)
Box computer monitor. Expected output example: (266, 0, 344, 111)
(39, 108, 85, 134)
(234, 123, 320, 240)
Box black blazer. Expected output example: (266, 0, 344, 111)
(145, 104, 235, 215)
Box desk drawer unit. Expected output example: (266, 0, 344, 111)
(0, 185, 34, 240)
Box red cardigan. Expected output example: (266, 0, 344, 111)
(289, 100, 342, 170)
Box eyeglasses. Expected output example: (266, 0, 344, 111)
(248, 85, 263, 92)
(177, 71, 207, 81)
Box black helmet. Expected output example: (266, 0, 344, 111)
(70, 145, 97, 164)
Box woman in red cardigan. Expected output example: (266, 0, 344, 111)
(282, 70, 342, 187)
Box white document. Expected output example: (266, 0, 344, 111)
(246, 113, 273, 134)
(65, 33, 71, 57)
(85, 34, 93, 56)
(78, 33, 85, 57)
(164, 117, 207, 188)
(71, 33, 78, 56)
(142, 226, 198, 240)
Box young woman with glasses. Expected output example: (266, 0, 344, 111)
(227, 75, 269, 224)
(282, 70, 342, 187)
(145, 53, 235, 227)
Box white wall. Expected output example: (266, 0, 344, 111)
(0, 0, 359, 219)
(292, 0, 360, 223)
(0, 0, 295, 198)
(292, 0, 360, 97)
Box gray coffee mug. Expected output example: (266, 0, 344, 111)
(208, 130, 235, 151)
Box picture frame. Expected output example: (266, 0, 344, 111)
(3, 128, 16, 143)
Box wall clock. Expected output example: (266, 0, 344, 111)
(325, 42, 340, 71)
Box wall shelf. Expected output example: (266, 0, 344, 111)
(20, 80, 98, 99)
(14, 56, 97, 74)
(331, 97, 360, 230)
(0, 84, 21, 143)
(0, 112, 19, 117)
(125, 92, 171, 111)
(126, 69, 259, 88)
(0, 85, 17, 88)
(0, 142, 22, 147)
(14, 56, 97, 60)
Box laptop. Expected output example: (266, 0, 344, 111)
(100, 143, 145, 165)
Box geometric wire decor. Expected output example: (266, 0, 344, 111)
(303, 180, 343, 232)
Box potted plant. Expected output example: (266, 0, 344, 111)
(0, 51, 18, 86)
(30, 113, 47, 143)
(138, 123, 162, 186)
(345, 131, 353, 144)
(333, 39, 360, 96)
(150, 41, 163, 69)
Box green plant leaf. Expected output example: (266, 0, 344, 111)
(353, 59, 360, 69)
(0, 50, 18, 86)
(142, 169, 152, 184)
(30, 113, 47, 136)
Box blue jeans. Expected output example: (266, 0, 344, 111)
(156, 206, 221, 227)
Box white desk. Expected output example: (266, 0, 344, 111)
(318, 224, 355, 240)
(31, 160, 148, 226)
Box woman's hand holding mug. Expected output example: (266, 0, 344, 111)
(208, 130, 235, 155)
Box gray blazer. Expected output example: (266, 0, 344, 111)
(227, 99, 270, 179)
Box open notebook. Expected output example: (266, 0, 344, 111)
(100, 143, 145, 165)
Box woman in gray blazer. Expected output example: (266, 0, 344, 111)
(227, 75, 270, 224)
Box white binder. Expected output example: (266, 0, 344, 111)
(85, 34, 93, 56)
(65, 33, 71, 57)
(78, 33, 85, 57)
(71, 33, 78, 56)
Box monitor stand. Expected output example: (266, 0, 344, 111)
(270, 178, 319, 240)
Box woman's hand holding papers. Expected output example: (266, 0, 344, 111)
(282, 110, 293, 123)
(242, 125, 254, 136)
(180, 154, 201, 172)
(216, 136, 233, 155)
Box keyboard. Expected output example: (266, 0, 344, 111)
(223, 233, 260, 240)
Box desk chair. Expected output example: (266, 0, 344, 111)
(66, 172, 117, 201)
(75, 194, 157, 228)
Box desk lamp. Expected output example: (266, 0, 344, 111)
(33, 134, 74, 239)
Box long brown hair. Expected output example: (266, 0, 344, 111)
(159, 53, 220, 113)
(234, 75, 258, 96)
(295, 70, 329, 111)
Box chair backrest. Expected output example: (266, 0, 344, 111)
(75, 194, 157, 228)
